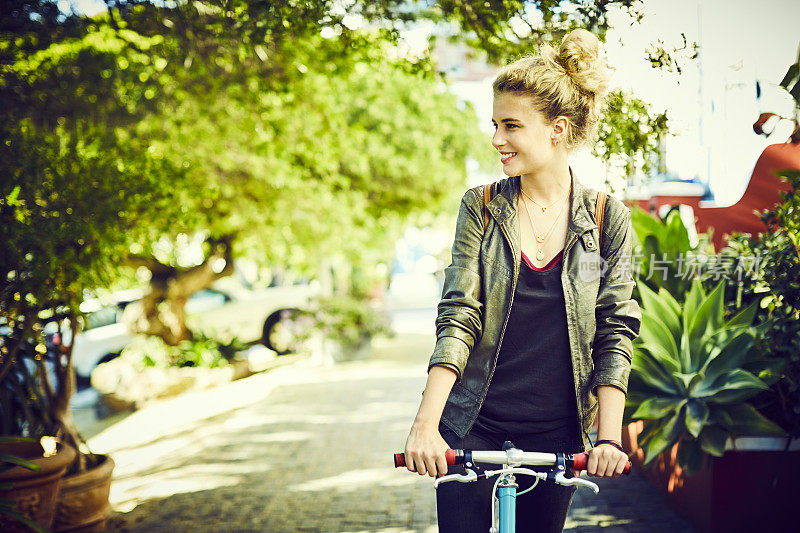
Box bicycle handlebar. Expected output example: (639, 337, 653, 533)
(394, 448, 631, 475)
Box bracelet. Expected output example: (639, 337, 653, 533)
(594, 439, 624, 453)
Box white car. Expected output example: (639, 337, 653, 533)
(70, 283, 320, 382)
(69, 289, 143, 381)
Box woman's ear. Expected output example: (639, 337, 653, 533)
(552, 116, 569, 139)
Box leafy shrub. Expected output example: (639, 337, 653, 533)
(304, 295, 393, 349)
(626, 280, 785, 475)
(630, 205, 715, 301)
(714, 170, 800, 437)
(119, 332, 245, 369)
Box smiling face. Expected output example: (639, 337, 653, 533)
(491, 92, 562, 176)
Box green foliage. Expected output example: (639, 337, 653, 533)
(716, 170, 800, 437)
(0, 120, 186, 319)
(595, 90, 669, 184)
(2, 5, 493, 346)
(428, 0, 644, 63)
(119, 332, 245, 369)
(626, 280, 786, 476)
(0, 114, 184, 465)
(629, 205, 715, 301)
(132, 30, 492, 275)
(304, 295, 394, 349)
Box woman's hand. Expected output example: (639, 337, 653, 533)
(404, 422, 450, 478)
(585, 442, 628, 477)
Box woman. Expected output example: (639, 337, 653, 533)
(403, 29, 642, 532)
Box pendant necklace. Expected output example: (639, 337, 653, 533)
(521, 184, 570, 262)
(520, 184, 568, 213)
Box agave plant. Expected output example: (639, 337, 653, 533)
(630, 205, 715, 302)
(625, 279, 787, 475)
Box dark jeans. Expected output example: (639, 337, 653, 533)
(436, 419, 583, 533)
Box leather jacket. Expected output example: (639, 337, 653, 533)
(428, 169, 641, 452)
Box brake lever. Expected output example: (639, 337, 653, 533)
(433, 468, 478, 489)
(553, 471, 600, 494)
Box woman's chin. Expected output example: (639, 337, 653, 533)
(501, 165, 519, 176)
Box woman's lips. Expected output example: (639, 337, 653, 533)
(500, 152, 517, 164)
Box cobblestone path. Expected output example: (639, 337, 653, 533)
(95, 334, 692, 532)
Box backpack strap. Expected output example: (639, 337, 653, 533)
(595, 191, 607, 251)
(483, 181, 498, 229)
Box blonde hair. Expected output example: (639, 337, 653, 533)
(493, 29, 611, 150)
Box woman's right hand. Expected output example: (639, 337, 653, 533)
(404, 422, 450, 478)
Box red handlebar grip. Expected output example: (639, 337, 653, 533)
(572, 453, 632, 475)
(445, 448, 457, 465)
(394, 449, 459, 468)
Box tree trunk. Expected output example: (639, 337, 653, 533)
(49, 316, 89, 473)
(126, 236, 235, 346)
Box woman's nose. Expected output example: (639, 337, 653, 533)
(492, 129, 505, 148)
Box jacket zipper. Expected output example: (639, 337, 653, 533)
(472, 213, 519, 422)
(562, 229, 593, 451)
(471, 202, 595, 451)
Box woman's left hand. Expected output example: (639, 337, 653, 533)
(585, 442, 629, 478)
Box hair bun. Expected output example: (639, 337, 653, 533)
(557, 28, 609, 96)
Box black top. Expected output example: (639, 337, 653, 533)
(475, 248, 578, 435)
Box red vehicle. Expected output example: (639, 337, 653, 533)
(632, 139, 800, 251)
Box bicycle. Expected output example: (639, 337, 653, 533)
(394, 441, 631, 533)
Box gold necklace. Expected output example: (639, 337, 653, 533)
(520, 184, 568, 213)
(521, 185, 570, 261)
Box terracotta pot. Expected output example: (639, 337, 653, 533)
(623, 421, 800, 533)
(53, 453, 115, 532)
(0, 440, 77, 532)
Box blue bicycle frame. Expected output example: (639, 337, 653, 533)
(497, 478, 517, 533)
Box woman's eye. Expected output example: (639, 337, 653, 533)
(507, 124, 518, 129)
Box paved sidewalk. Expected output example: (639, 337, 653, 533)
(89, 332, 692, 532)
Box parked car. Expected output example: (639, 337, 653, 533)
(69, 289, 143, 384)
(185, 281, 319, 352)
(69, 282, 320, 383)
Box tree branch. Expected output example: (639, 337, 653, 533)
(124, 254, 176, 277)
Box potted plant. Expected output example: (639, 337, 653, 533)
(623, 279, 796, 532)
(0, 312, 115, 533)
(0, 436, 74, 533)
(92, 332, 252, 413)
(0, 121, 163, 531)
(304, 294, 393, 363)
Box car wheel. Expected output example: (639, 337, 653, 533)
(262, 308, 311, 355)
(98, 352, 121, 366)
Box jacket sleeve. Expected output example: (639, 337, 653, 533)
(427, 189, 484, 383)
(590, 205, 642, 396)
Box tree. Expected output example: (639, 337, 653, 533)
(2, 0, 673, 346)
(0, 117, 185, 464)
(119, 27, 492, 342)
(595, 89, 670, 192)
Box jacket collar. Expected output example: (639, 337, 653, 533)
(486, 166, 598, 247)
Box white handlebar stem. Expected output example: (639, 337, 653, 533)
(470, 449, 558, 467)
